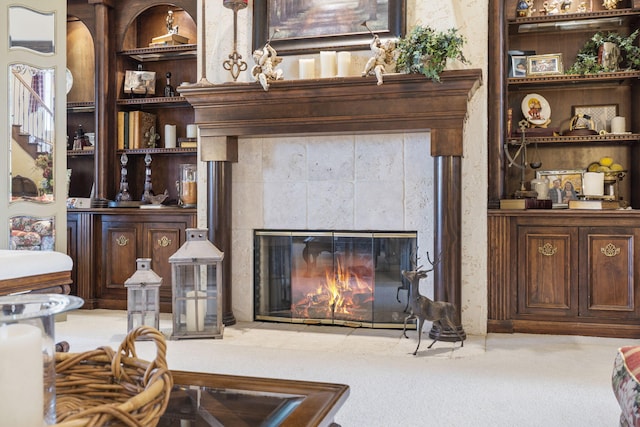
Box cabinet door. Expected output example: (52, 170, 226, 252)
(517, 226, 579, 317)
(142, 221, 187, 301)
(100, 220, 140, 300)
(580, 227, 640, 319)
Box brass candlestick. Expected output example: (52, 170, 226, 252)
(223, 1, 248, 81)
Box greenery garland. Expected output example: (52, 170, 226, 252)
(567, 29, 640, 75)
(395, 25, 467, 82)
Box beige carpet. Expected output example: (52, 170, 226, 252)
(56, 310, 629, 426)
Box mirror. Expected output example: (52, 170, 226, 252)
(9, 64, 56, 203)
(8, 6, 55, 54)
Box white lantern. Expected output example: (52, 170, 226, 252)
(124, 258, 162, 333)
(169, 228, 224, 339)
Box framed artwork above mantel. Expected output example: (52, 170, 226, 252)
(252, 0, 406, 55)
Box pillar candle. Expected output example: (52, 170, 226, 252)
(186, 290, 206, 332)
(320, 51, 337, 78)
(0, 324, 43, 427)
(337, 52, 352, 77)
(186, 124, 197, 139)
(583, 172, 604, 196)
(165, 124, 177, 148)
(298, 59, 315, 79)
(611, 116, 626, 134)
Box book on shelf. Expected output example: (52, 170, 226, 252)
(179, 137, 197, 148)
(568, 199, 620, 210)
(500, 198, 552, 210)
(128, 111, 156, 149)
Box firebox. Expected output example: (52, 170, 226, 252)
(254, 231, 418, 328)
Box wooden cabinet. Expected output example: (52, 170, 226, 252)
(69, 209, 196, 311)
(489, 211, 640, 338)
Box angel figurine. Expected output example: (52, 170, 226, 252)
(361, 34, 397, 85)
(251, 43, 284, 91)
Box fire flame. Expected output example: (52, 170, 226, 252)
(293, 258, 374, 320)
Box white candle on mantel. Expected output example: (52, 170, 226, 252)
(337, 52, 352, 77)
(185, 290, 206, 332)
(298, 58, 315, 79)
(320, 51, 337, 78)
(0, 323, 43, 427)
(186, 124, 197, 139)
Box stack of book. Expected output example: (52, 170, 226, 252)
(499, 198, 553, 209)
(568, 199, 620, 210)
(117, 111, 157, 149)
(149, 33, 189, 47)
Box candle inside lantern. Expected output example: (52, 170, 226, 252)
(0, 323, 43, 427)
(320, 51, 337, 78)
(298, 58, 315, 79)
(186, 290, 206, 331)
(337, 52, 352, 77)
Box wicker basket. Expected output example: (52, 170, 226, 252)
(54, 326, 173, 427)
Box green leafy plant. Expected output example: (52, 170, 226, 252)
(567, 29, 640, 75)
(395, 25, 468, 82)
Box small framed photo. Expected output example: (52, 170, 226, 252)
(508, 50, 535, 77)
(124, 70, 156, 95)
(537, 169, 585, 205)
(527, 54, 563, 76)
(572, 104, 618, 133)
(511, 56, 528, 77)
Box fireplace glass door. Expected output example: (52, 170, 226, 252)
(254, 231, 417, 328)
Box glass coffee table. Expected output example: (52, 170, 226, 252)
(158, 370, 349, 427)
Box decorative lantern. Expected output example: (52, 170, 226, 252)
(169, 228, 224, 339)
(125, 258, 162, 333)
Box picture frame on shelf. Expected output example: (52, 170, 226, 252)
(536, 169, 585, 205)
(124, 70, 156, 95)
(253, 0, 406, 55)
(572, 104, 618, 133)
(527, 53, 563, 76)
(508, 50, 534, 77)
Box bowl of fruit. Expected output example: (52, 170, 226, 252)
(587, 157, 626, 182)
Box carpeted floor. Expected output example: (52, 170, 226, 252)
(56, 310, 629, 426)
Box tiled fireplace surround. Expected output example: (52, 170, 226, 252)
(180, 71, 482, 339)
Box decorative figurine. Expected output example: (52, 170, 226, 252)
(516, 0, 531, 16)
(166, 10, 178, 35)
(560, 0, 572, 12)
(577, 2, 588, 12)
(144, 126, 160, 148)
(542, 1, 560, 14)
(602, 0, 620, 9)
(361, 22, 397, 86)
(251, 41, 284, 91)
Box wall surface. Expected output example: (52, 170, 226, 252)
(199, 0, 488, 334)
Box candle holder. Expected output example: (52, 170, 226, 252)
(141, 153, 154, 203)
(222, 0, 248, 81)
(0, 294, 83, 425)
(115, 152, 131, 202)
(169, 228, 224, 339)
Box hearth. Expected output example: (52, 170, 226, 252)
(254, 231, 417, 328)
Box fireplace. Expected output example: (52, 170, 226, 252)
(179, 70, 482, 337)
(254, 231, 417, 328)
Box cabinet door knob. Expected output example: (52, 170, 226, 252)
(116, 235, 129, 247)
(601, 243, 621, 257)
(538, 243, 557, 257)
(158, 236, 172, 247)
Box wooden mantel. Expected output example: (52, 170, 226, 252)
(179, 70, 482, 330)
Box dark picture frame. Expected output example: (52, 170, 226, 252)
(253, 0, 406, 56)
(507, 50, 534, 77)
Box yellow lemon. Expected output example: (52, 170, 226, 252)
(599, 157, 614, 167)
(587, 162, 600, 172)
(597, 165, 611, 172)
(610, 163, 624, 171)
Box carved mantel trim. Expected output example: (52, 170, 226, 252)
(179, 70, 482, 329)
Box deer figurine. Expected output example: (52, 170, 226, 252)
(401, 256, 464, 355)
